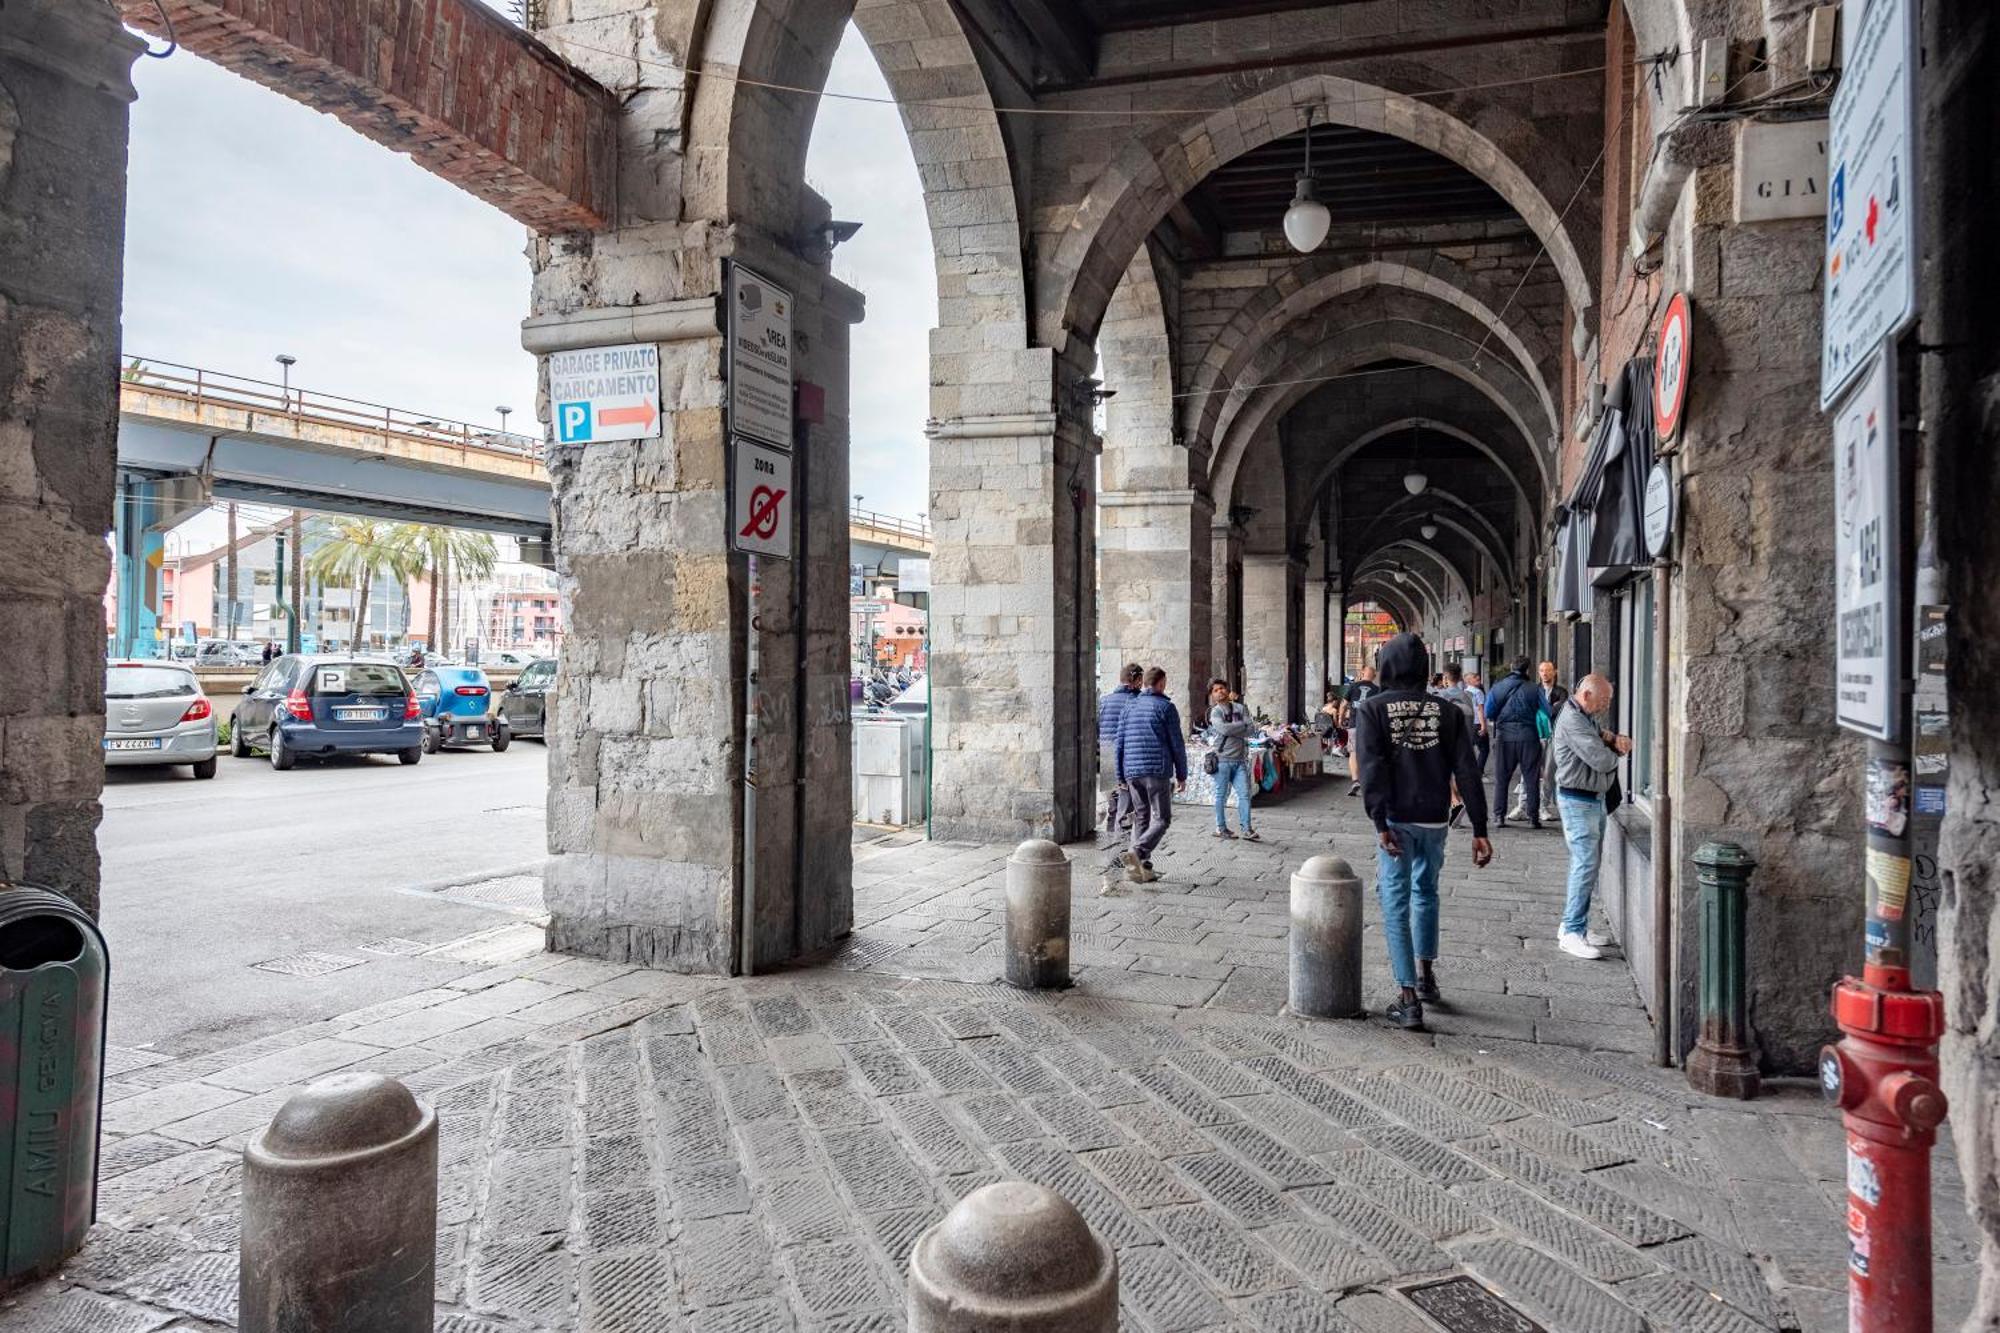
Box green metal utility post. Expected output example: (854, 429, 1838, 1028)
(1688, 840, 1759, 1099)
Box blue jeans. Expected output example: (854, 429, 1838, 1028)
(1558, 792, 1607, 936)
(1375, 822, 1447, 989)
(1213, 759, 1252, 830)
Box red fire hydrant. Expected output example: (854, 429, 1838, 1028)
(1820, 978, 1947, 1333)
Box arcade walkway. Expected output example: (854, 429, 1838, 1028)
(3, 782, 1978, 1332)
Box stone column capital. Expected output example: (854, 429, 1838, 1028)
(926, 412, 1059, 441)
(0, 0, 144, 99)
(1099, 487, 1215, 514)
(520, 298, 720, 355)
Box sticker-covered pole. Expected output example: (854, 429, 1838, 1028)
(1818, 345, 1944, 1333)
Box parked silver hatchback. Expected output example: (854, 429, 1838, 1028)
(103, 660, 218, 779)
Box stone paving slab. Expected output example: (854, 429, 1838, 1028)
(3, 779, 1983, 1332)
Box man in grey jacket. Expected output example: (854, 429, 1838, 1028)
(1550, 673, 1632, 959)
(1206, 679, 1260, 841)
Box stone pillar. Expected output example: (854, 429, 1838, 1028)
(928, 368, 1098, 843)
(0, 2, 142, 911)
(1302, 575, 1330, 704)
(1098, 489, 1213, 698)
(1211, 518, 1246, 693)
(1240, 554, 1302, 723)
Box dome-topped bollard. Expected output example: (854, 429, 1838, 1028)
(1290, 855, 1365, 1019)
(239, 1072, 438, 1333)
(908, 1181, 1118, 1332)
(1005, 839, 1072, 990)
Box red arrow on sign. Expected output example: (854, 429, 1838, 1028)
(599, 399, 658, 430)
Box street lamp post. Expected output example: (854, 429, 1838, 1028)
(496, 405, 512, 434)
(275, 354, 297, 411)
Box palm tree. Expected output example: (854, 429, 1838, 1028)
(393, 525, 498, 656)
(306, 517, 413, 652)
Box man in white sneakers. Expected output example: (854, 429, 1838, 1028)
(1550, 673, 1630, 959)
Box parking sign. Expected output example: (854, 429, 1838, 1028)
(547, 342, 663, 444)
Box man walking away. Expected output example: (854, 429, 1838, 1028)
(1342, 666, 1381, 796)
(1534, 661, 1569, 822)
(1112, 667, 1187, 887)
(1485, 657, 1548, 830)
(1465, 671, 1491, 772)
(1206, 679, 1259, 841)
(1097, 663, 1144, 840)
(1353, 633, 1492, 1031)
(1438, 663, 1477, 827)
(1551, 673, 1630, 959)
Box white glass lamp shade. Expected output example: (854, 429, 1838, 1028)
(1283, 178, 1330, 254)
(1403, 472, 1428, 496)
(1420, 522, 1439, 540)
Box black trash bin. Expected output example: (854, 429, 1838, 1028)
(0, 884, 109, 1286)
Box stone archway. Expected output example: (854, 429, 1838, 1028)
(1041, 70, 1597, 356)
(1185, 256, 1560, 462)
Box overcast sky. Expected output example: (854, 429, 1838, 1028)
(123, 21, 937, 524)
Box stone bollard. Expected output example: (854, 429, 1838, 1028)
(1688, 841, 1760, 1100)
(240, 1071, 438, 1333)
(1289, 855, 1365, 1019)
(908, 1180, 1117, 1332)
(1005, 839, 1072, 990)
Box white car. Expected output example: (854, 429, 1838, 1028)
(103, 660, 218, 778)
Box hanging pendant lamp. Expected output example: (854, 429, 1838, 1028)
(1283, 107, 1331, 254)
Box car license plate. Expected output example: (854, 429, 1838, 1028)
(337, 708, 386, 722)
(104, 738, 162, 750)
(466, 726, 483, 738)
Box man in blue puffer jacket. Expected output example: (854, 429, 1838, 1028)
(1096, 663, 1144, 837)
(1110, 666, 1187, 888)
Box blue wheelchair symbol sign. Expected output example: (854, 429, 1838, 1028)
(1829, 165, 1846, 240)
(557, 401, 593, 443)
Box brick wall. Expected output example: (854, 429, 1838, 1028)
(119, 0, 617, 232)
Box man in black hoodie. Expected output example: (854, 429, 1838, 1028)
(1352, 633, 1492, 1030)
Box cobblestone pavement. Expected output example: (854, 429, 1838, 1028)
(3, 779, 1979, 1331)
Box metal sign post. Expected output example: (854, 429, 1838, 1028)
(722, 261, 795, 979)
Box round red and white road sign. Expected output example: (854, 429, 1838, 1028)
(1653, 291, 1692, 442)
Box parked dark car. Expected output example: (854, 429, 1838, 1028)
(496, 658, 556, 740)
(228, 655, 423, 769)
(414, 665, 505, 752)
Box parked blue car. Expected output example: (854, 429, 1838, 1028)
(230, 655, 423, 769)
(414, 665, 508, 752)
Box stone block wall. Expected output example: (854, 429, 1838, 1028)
(0, 3, 142, 912)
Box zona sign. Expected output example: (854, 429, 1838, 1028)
(1653, 292, 1692, 442)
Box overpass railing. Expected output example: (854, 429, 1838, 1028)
(121, 356, 545, 462)
(850, 506, 931, 542)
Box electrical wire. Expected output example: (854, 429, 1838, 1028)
(140, 0, 177, 58)
(552, 35, 1637, 122)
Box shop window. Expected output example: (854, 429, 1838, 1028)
(1613, 576, 1656, 800)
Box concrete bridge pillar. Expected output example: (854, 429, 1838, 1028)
(0, 1, 143, 908)
(112, 473, 207, 659)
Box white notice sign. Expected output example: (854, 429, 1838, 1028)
(1733, 118, 1827, 223)
(548, 342, 662, 444)
(727, 264, 795, 448)
(1834, 350, 1898, 740)
(1820, 0, 1917, 407)
(731, 436, 793, 559)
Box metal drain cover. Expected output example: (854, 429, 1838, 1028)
(251, 951, 367, 977)
(1403, 1278, 1548, 1333)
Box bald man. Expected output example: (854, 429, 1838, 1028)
(1549, 673, 1631, 959)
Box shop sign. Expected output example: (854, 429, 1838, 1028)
(1821, 0, 1918, 407)
(1734, 119, 1828, 223)
(726, 262, 795, 449)
(1653, 293, 1692, 442)
(1833, 349, 1900, 740)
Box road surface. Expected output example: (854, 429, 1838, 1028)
(97, 741, 550, 1052)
